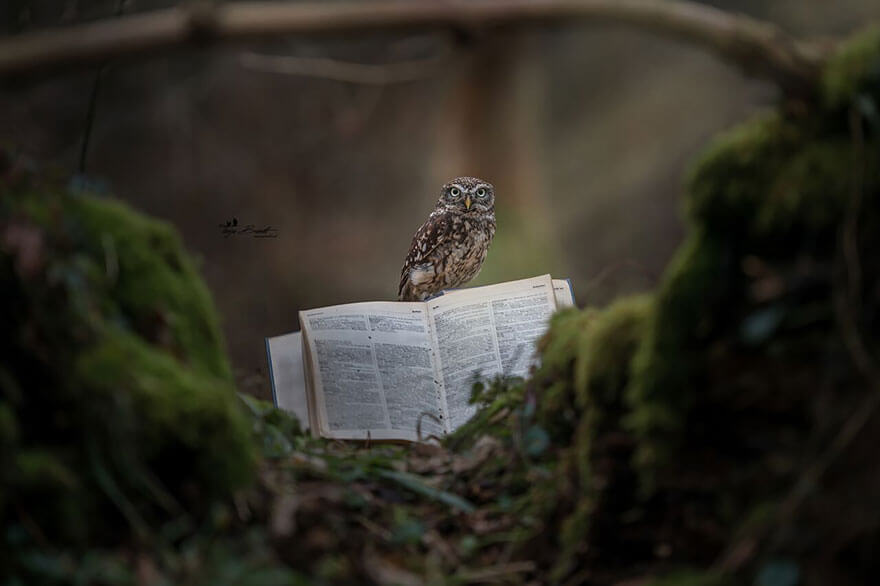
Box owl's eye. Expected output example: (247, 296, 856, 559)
(476, 188, 487, 198)
(449, 188, 461, 198)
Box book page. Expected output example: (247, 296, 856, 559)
(426, 274, 557, 431)
(299, 302, 444, 441)
(265, 332, 309, 430)
(552, 278, 576, 308)
(301, 333, 321, 434)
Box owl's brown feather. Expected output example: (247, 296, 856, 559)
(398, 177, 496, 301)
(398, 211, 454, 298)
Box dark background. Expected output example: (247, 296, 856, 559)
(3, 0, 879, 395)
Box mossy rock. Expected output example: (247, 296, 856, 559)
(510, 24, 880, 584)
(627, 25, 880, 480)
(0, 177, 256, 560)
(520, 296, 652, 580)
(822, 24, 880, 111)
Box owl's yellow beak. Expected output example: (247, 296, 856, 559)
(465, 195, 472, 210)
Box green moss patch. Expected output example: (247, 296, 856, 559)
(1, 182, 255, 565)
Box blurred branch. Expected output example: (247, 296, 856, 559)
(239, 47, 453, 84)
(0, 0, 829, 94)
(79, 0, 127, 174)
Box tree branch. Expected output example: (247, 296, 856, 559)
(239, 47, 453, 84)
(0, 0, 829, 94)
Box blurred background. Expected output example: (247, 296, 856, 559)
(2, 0, 879, 395)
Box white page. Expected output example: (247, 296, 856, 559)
(553, 278, 575, 308)
(426, 274, 557, 431)
(299, 302, 444, 441)
(265, 332, 309, 429)
(266, 276, 575, 441)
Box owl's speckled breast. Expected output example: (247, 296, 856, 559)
(438, 215, 495, 289)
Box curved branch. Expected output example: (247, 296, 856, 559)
(239, 47, 454, 84)
(0, 0, 829, 93)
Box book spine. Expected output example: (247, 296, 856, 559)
(264, 337, 279, 408)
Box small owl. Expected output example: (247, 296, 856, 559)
(398, 177, 496, 301)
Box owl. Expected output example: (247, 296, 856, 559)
(398, 177, 496, 301)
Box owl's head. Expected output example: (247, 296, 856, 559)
(438, 176, 495, 214)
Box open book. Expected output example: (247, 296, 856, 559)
(266, 274, 574, 442)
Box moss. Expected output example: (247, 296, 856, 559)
(1, 185, 256, 554)
(531, 307, 599, 439)
(626, 233, 736, 476)
(531, 297, 651, 439)
(626, 39, 880, 477)
(527, 296, 652, 580)
(822, 24, 880, 110)
(0, 402, 16, 444)
(76, 327, 255, 502)
(684, 109, 869, 256)
(15, 449, 78, 489)
(756, 140, 853, 244)
(68, 194, 232, 379)
(571, 295, 653, 411)
(553, 499, 594, 581)
(685, 112, 799, 236)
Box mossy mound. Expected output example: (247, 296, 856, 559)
(514, 24, 880, 584)
(532, 297, 653, 580)
(630, 24, 880, 479)
(0, 169, 256, 574)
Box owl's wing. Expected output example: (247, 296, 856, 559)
(398, 212, 454, 298)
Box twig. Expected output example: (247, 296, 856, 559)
(14, 503, 52, 549)
(0, 0, 828, 94)
(77, 0, 127, 174)
(455, 560, 536, 583)
(838, 104, 874, 378)
(78, 67, 103, 173)
(580, 259, 658, 298)
(239, 49, 454, 85)
(356, 514, 393, 541)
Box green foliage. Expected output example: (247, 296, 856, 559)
(76, 328, 254, 502)
(529, 296, 652, 579)
(627, 29, 880, 479)
(685, 112, 799, 238)
(447, 23, 880, 584)
(625, 232, 734, 476)
(684, 111, 862, 254)
(822, 24, 880, 110)
(69, 194, 233, 378)
(0, 181, 257, 580)
(378, 469, 476, 513)
(447, 375, 526, 445)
